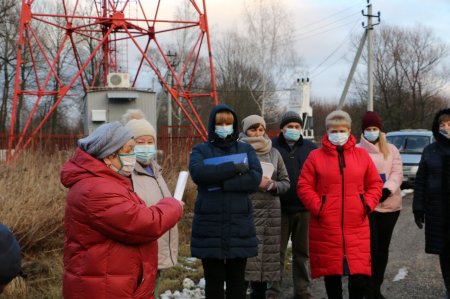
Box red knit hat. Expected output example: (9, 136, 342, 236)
(361, 111, 382, 131)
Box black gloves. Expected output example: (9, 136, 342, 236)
(414, 211, 425, 229)
(234, 163, 249, 174)
(379, 188, 392, 203)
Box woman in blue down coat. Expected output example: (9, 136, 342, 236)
(189, 104, 262, 299)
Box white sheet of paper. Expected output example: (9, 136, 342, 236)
(260, 162, 275, 178)
(174, 171, 189, 201)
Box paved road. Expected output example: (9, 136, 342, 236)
(280, 193, 447, 299)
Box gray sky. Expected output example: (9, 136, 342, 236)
(206, 0, 450, 102)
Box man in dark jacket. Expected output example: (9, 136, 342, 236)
(0, 223, 22, 294)
(413, 108, 450, 299)
(270, 111, 317, 299)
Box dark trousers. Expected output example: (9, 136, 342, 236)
(369, 211, 400, 298)
(202, 258, 247, 299)
(268, 212, 312, 299)
(440, 242, 450, 295)
(324, 274, 371, 299)
(249, 281, 267, 299)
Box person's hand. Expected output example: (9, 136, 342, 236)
(364, 204, 371, 216)
(379, 188, 392, 203)
(414, 211, 424, 229)
(235, 163, 249, 174)
(259, 176, 271, 189)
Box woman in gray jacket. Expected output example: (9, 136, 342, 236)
(240, 115, 290, 299)
(123, 110, 179, 297)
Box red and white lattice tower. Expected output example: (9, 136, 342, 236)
(8, 0, 218, 160)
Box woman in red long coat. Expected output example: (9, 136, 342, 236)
(61, 122, 183, 299)
(297, 110, 382, 299)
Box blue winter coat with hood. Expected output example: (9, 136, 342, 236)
(189, 104, 262, 259)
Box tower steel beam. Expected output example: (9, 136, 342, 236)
(8, 0, 218, 161)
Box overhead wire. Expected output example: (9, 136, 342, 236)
(309, 20, 360, 76)
(275, 1, 363, 46)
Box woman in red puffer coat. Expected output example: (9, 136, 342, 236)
(297, 110, 382, 299)
(61, 122, 183, 299)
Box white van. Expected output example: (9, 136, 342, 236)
(386, 130, 434, 188)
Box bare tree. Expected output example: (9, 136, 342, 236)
(212, 0, 303, 126)
(0, 0, 19, 133)
(243, 0, 303, 118)
(355, 24, 449, 131)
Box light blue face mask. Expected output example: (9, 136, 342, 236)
(215, 125, 233, 139)
(328, 132, 349, 146)
(134, 144, 156, 164)
(364, 130, 380, 142)
(284, 128, 302, 141)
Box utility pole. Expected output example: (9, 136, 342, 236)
(166, 51, 178, 133)
(366, 2, 375, 111)
(337, 1, 380, 110)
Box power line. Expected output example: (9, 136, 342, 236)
(309, 21, 360, 76)
(291, 17, 360, 42)
(294, 1, 363, 31)
(275, 2, 363, 46)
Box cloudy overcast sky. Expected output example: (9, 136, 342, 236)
(206, 0, 450, 102)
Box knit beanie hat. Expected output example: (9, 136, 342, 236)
(0, 223, 21, 285)
(325, 110, 352, 129)
(123, 109, 156, 139)
(242, 115, 266, 133)
(78, 121, 133, 159)
(280, 111, 303, 129)
(361, 111, 382, 131)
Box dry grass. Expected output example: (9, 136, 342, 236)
(0, 149, 200, 299)
(0, 150, 68, 299)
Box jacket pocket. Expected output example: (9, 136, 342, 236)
(133, 262, 154, 297)
(359, 194, 368, 221)
(317, 195, 326, 222)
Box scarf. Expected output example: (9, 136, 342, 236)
(239, 133, 272, 155)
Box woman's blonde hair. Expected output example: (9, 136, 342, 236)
(378, 132, 390, 160)
(215, 111, 234, 125)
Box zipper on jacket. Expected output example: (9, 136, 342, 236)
(337, 146, 348, 275)
(318, 195, 326, 222)
(341, 170, 348, 275)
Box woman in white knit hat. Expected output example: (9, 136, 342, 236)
(123, 109, 180, 298)
(240, 114, 290, 299)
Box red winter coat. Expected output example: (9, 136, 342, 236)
(297, 135, 382, 278)
(61, 148, 182, 299)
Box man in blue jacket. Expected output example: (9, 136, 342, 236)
(270, 111, 317, 299)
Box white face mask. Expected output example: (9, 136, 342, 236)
(328, 132, 350, 146)
(364, 130, 380, 142)
(109, 153, 136, 177)
(440, 128, 450, 139)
